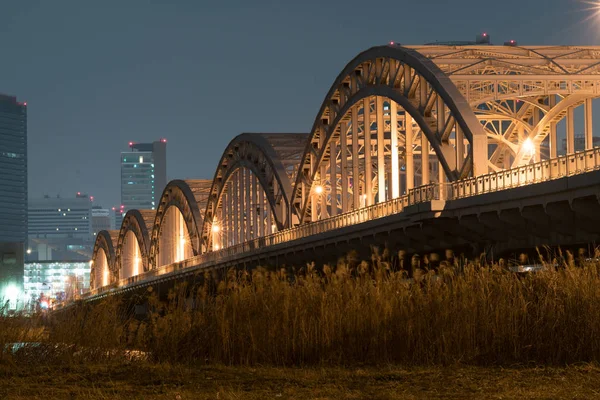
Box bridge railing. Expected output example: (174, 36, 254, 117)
(199, 183, 441, 260)
(449, 147, 600, 200)
(86, 149, 600, 298)
(83, 184, 443, 297)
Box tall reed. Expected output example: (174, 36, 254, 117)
(5, 253, 600, 366)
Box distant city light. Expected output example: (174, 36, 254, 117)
(3, 283, 21, 309)
(26, 249, 31, 254)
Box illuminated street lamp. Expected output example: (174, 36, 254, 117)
(212, 219, 221, 251)
(314, 185, 324, 195)
(523, 138, 536, 162)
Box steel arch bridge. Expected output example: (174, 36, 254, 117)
(90, 44, 600, 291)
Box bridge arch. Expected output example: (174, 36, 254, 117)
(201, 133, 307, 250)
(149, 180, 205, 268)
(291, 44, 488, 222)
(90, 230, 118, 290)
(116, 210, 153, 279)
(406, 45, 600, 170)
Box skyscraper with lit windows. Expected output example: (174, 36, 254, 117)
(120, 140, 167, 214)
(0, 93, 27, 303)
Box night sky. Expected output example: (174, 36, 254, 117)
(0, 0, 595, 208)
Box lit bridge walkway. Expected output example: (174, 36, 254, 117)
(87, 43, 600, 298)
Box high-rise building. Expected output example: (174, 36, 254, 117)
(91, 206, 111, 235)
(0, 94, 27, 305)
(120, 139, 167, 213)
(28, 193, 93, 261)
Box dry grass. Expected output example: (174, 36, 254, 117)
(136, 254, 600, 366)
(3, 252, 600, 367)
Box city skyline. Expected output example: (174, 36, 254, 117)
(1, 0, 598, 208)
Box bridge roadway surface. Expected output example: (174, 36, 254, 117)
(84, 151, 600, 300)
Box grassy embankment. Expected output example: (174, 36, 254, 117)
(2, 250, 600, 398)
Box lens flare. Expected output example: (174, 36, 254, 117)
(580, 1, 600, 25)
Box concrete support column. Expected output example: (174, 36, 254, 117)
(330, 140, 338, 217)
(267, 200, 273, 235)
(320, 164, 328, 219)
(437, 95, 445, 134)
(340, 121, 349, 213)
(376, 96, 386, 202)
(251, 174, 258, 239)
(406, 113, 414, 190)
(245, 169, 251, 242)
(234, 171, 240, 245)
(239, 169, 245, 242)
(455, 124, 464, 175)
(532, 106, 541, 159)
(310, 154, 318, 222)
(585, 98, 594, 150)
(549, 95, 558, 158)
(221, 190, 227, 248)
(567, 106, 575, 154)
(259, 186, 265, 237)
(421, 131, 430, 185)
(351, 104, 360, 208)
(390, 101, 400, 199)
(364, 97, 373, 206)
(228, 181, 233, 246)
